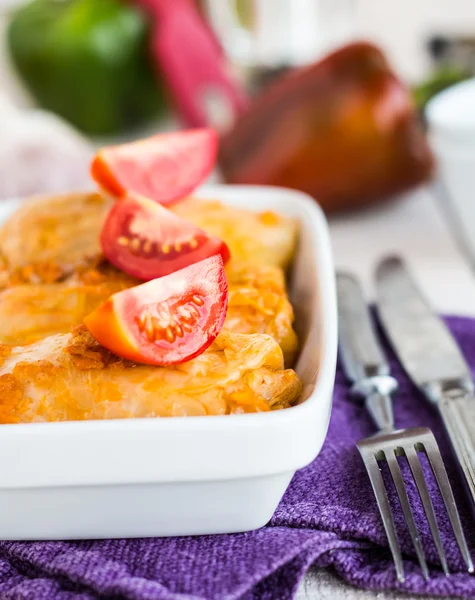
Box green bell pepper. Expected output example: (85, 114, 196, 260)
(8, 0, 167, 135)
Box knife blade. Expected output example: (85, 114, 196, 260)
(376, 255, 475, 506)
(337, 273, 398, 432)
(337, 272, 390, 382)
(376, 256, 472, 390)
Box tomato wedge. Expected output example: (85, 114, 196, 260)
(100, 194, 230, 280)
(84, 255, 228, 366)
(91, 128, 218, 205)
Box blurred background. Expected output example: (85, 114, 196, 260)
(3, 1, 475, 110)
(1, 0, 475, 217)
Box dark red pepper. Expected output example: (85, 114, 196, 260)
(219, 42, 434, 213)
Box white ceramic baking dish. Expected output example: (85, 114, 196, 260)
(0, 184, 337, 540)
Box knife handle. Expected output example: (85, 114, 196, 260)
(438, 391, 475, 504)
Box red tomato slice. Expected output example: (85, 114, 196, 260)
(91, 128, 218, 205)
(84, 255, 228, 366)
(101, 194, 230, 280)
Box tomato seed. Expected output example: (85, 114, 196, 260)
(179, 306, 192, 320)
(165, 326, 175, 343)
(192, 294, 204, 306)
(189, 305, 200, 318)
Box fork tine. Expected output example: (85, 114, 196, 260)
(422, 435, 474, 573)
(360, 450, 405, 582)
(405, 446, 449, 576)
(386, 453, 430, 580)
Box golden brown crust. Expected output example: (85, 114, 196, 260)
(0, 278, 136, 346)
(0, 193, 298, 284)
(0, 373, 24, 424)
(0, 330, 301, 422)
(0, 344, 12, 367)
(0, 254, 137, 290)
(0, 192, 112, 278)
(226, 262, 298, 365)
(0, 261, 298, 364)
(63, 325, 131, 371)
(0, 193, 302, 422)
(3, 262, 67, 286)
(172, 197, 299, 270)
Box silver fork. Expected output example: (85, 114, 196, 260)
(337, 272, 473, 582)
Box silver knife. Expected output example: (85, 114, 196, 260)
(376, 255, 475, 506)
(337, 272, 398, 431)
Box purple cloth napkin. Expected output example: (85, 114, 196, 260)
(1, 316, 475, 600)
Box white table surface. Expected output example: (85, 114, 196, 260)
(299, 184, 472, 599)
(330, 185, 475, 317)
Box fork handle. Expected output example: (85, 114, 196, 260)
(438, 391, 475, 506)
(351, 375, 398, 433)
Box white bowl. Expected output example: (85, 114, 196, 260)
(0, 184, 337, 540)
(426, 78, 475, 256)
